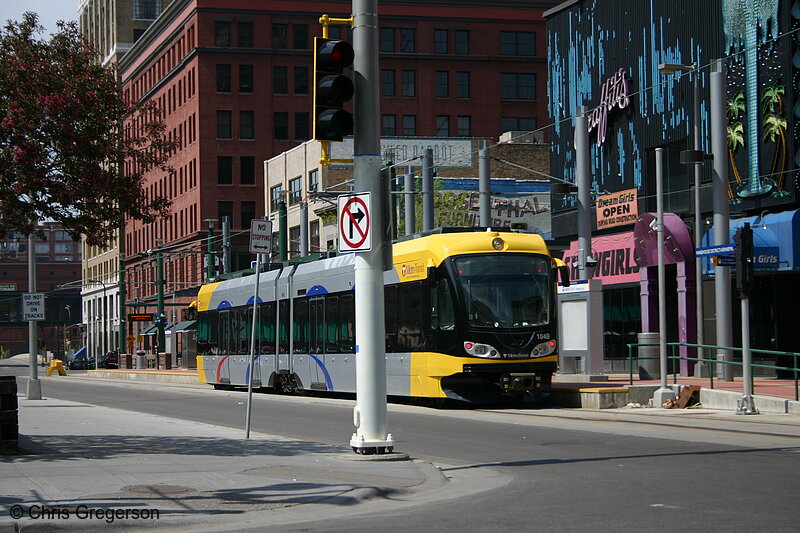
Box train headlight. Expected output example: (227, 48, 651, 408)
(464, 341, 500, 358)
(531, 339, 557, 357)
(492, 237, 505, 250)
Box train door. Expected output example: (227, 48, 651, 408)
(309, 297, 326, 389)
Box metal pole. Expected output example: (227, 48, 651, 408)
(711, 60, 733, 381)
(404, 166, 415, 235)
(205, 219, 216, 282)
(575, 106, 592, 280)
(350, 0, 393, 455)
(278, 201, 288, 261)
(737, 296, 758, 414)
(422, 148, 434, 231)
(653, 147, 676, 406)
(156, 242, 165, 361)
(27, 233, 41, 400)
(300, 201, 309, 257)
(479, 140, 491, 227)
(222, 216, 231, 274)
(692, 65, 706, 376)
(245, 252, 262, 438)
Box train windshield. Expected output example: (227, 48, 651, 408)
(452, 254, 551, 328)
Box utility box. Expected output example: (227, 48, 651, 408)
(557, 279, 604, 375)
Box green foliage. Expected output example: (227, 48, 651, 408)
(0, 13, 177, 246)
(395, 177, 473, 235)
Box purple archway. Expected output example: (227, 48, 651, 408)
(633, 213, 697, 376)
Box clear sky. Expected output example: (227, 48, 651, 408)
(0, 0, 78, 35)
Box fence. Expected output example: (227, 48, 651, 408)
(626, 342, 800, 401)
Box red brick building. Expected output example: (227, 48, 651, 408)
(117, 0, 559, 340)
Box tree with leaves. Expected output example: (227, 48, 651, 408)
(0, 13, 176, 246)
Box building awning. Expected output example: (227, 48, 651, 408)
(140, 325, 158, 336)
(172, 320, 196, 332)
(701, 209, 798, 275)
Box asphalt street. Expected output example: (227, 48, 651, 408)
(3, 360, 800, 532)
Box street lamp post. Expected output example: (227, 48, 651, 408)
(64, 305, 71, 359)
(658, 62, 706, 377)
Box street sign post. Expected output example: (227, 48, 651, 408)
(23, 293, 45, 321)
(249, 220, 273, 255)
(338, 193, 372, 252)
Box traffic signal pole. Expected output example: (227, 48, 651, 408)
(349, 0, 393, 454)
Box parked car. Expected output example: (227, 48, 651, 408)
(103, 351, 118, 369)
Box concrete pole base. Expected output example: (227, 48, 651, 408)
(736, 395, 759, 415)
(27, 379, 42, 400)
(651, 387, 676, 408)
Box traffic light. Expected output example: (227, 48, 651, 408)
(313, 37, 354, 141)
(734, 222, 754, 298)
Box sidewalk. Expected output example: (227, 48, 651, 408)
(1, 395, 502, 532)
(553, 372, 800, 413)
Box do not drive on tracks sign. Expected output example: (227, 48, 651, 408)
(249, 219, 273, 255)
(338, 193, 371, 252)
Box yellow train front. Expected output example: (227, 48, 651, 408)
(196, 228, 564, 405)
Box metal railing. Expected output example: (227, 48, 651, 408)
(626, 342, 800, 401)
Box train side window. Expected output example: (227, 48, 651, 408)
(237, 308, 249, 354)
(398, 281, 424, 350)
(310, 298, 324, 354)
(325, 296, 339, 353)
(259, 302, 276, 353)
(293, 298, 309, 353)
(432, 277, 455, 331)
(384, 285, 398, 351)
(340, 293, 355, 352)
(197, 310, 215, 355)
(278, 300, 289, 354)
(219, 310, 230, 354)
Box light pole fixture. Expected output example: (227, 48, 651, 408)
(658, 61, 710, 377)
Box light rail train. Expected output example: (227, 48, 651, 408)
(196, 228, 568, 404)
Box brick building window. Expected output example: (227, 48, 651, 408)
(501, 73, 535, 99)
(217, 156, 232, 184)
(382, 115, 396, 136)
(434, 29, 448, 53)
(293, 24, 308, 49)
(216, 64, 231, 92)
(240, 111, 254, 139)
(501, 117, 537, 132)
(455, 30, 469, 54)
(238, 22, 253, 47)
(400, 28, 415, 52)
(215, 21, 230, 47)
(294, 66, 309, 94)
(295, 112, 309, 140)
(457, 116, 471, 137)
(272, 23, 287, 48)
(217, 110, 232, 138)
(273, 66, 288, 94)
(403, 115, 416, 136)
(274, 112, 288, 139)
(436, 115, 449, 137)
(239, 65, 253, 92)
(500, 31, 535, 55)
(218, 201, 234, 226)
(380, 28, 395, 52)
(241, 201, 256, 230)
(240, 156, 255, 185)
(382, 70, 395, 96)
(402, 70, 416, 97)
(435, 71, 449, 98)
(457, 71, 470, 98)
